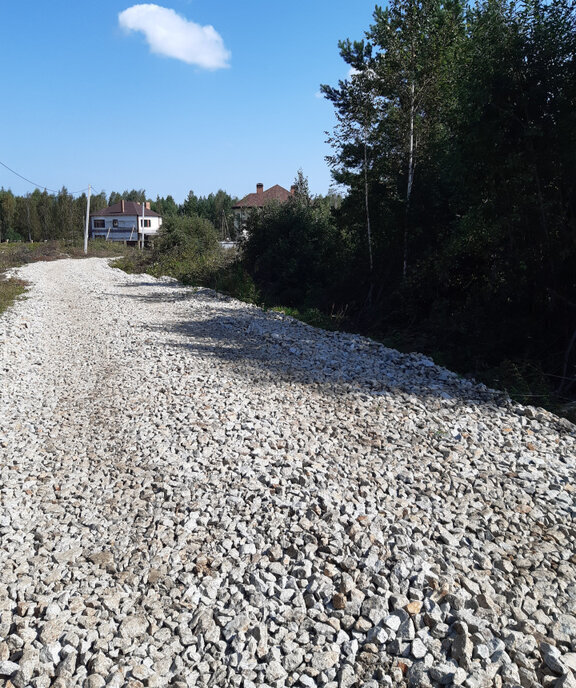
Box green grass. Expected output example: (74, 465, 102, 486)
(111, 249, 257, 302)
(0, 277, 27, 315)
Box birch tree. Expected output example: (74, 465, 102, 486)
(322, 58, 379, 276)
(323, 0, 465, 280)
(367, 0, 465, 278)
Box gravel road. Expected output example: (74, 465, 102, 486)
(1, 257, 575, 688)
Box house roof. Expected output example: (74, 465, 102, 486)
(90, 201, 161, 217)
(232, 184, 292, 209)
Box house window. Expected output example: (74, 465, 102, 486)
(140, 219, 151, 228)
(93, 219, 105, 228)
(113, 219, 119, 228)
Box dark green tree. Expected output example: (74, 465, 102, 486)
(53, 187, 74, 239)
(324, 0, 466, 281)
(321, 0, 576, 400)
(180, 190, 199, 217)
(35, 189, 53, 240)
(90, 191, 108, 214)
(242, 173, 344, 308)
(0, 189, 16, 243)
(108, 191, 122, 206)
(13, 194, 41, 241)
(109, 189, 147, 205)
(151, 214, 221, 284)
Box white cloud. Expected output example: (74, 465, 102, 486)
(118, 4, 230, 70)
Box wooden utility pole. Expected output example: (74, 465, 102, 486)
(84, 184, 91, 254)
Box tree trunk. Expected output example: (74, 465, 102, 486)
(559, 325, 576, 395)
(403, 79, 416, 281)
(363, 134, 374, 275)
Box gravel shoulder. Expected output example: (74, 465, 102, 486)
(0, 257, 575, 688)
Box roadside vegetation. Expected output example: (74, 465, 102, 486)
(0, 276, 26, 316)
(0, 185, 238, 314)
(111, 215, 238, 289)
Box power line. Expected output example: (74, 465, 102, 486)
(0, 159, 89, 196)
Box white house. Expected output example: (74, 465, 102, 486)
(90, 200, 162, 244)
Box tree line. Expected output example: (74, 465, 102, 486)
(242, 0, 576, 404)
(0, 188, 99, 243)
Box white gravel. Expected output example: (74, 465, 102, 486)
(0, 257, 575, 688)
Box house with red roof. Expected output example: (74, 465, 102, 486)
(232, 182, 295, 232)
(90, 200, 162, 244)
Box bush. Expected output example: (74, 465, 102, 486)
(4, 228, 24, 242)
(210, 260, 260, 304)
(242, 196, 344, 309)
(145, 215, 221, 284)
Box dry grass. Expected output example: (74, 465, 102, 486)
(0, 276, 27, 315)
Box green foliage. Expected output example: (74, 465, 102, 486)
(108, 189, 147, 204)
(5, 227, 24, 242)
(152, 194, 179, 217)
(315, 0, 576, 410)
(109, 252, 148, 275)
(112, 216, 248, 303)
(210, 260, 260, 304)
(150, 189, 238, 238)
(0, 186, 108, 243)
(113, 214, 225, 286)
(0, 189, 16, 243)
(0, 277, 26, 315)
(242, 178, 345, 309)
(152, 215, 218, 283)
(154, 214, 217, 255)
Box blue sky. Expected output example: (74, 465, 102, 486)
(0, 1, 379, 203)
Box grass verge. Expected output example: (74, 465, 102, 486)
(0, 277, 27, 316)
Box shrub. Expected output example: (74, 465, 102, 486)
(242, 196, 344, 309)
(150, 215, 220, 283)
